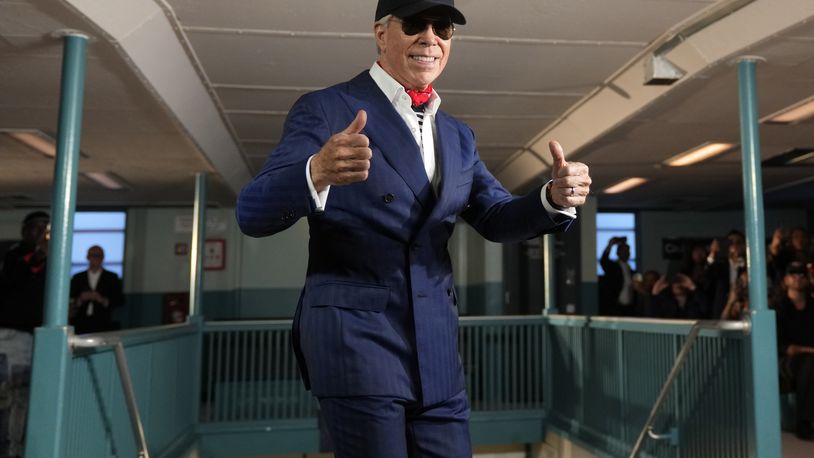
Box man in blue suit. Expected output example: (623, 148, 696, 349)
(237, 0, 592, 455)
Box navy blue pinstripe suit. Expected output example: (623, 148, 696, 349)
(236, 70, 571, 449)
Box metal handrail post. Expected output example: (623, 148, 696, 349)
(25, 30, 88, 458)
(628, 319, 750, 457)
(188, 172, 207, 317)
(71, 336, 151, 458)
(113, 343, 150, 457)
(542, 234, 557, 314)
(737, 56, 781, 457)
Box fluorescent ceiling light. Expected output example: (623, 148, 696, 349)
(664, 142, 736, 167)
(604, 177, 648, 194)
(763, 147, 814, 167)
(4, 130, 56, 158)
(786, 151, 814, 165)
(84, 172, 125, 190)
(762, 95, 814, 124)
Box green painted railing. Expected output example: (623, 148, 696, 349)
(545, 315, 752, 457)
(51, 314, 762, 457)
(197, 316, 547, 455)
(200, 317, 545, 422)
(198, 315, 759, 457)
(61, 323, 200, 458)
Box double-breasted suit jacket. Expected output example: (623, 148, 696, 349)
(237, 71, 572, 405)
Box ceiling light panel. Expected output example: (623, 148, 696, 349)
(762, 94, 814, 124)
(664, 142, 737, 167)
(604, 177, 648, 194)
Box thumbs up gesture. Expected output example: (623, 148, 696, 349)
(310, 110, 372, 191)
(547, 140, 591, 208)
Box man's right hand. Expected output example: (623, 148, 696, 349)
(310, 110, 372, 192)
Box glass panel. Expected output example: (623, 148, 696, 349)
(70, 212, 126, 278)
(73, 211, 126, 230)
(596, 212, 635, 230)
(71, 232, 125, 264)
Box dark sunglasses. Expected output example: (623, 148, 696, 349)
(391, 16, 455, 40)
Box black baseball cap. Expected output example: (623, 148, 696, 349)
(786, 261, 807, 275)
(376, 0, 466, 25)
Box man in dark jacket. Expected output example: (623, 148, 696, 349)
(69, 245, 123, 334)
(776, 261, 814, 441)
(0, 211, 49, 333)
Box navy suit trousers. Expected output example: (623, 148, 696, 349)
(318, 389, 472, 458)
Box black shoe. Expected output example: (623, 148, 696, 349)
(796, 421, 814, 441)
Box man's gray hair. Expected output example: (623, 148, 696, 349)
(375, 14, 392, 54)
(376, 14, 392, 26)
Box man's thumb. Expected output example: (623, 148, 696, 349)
(343, 110, 367, 134)
(549, 140, 567, 174)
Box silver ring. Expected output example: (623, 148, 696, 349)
(570, 187, 575, 196)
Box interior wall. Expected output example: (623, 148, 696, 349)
(123, 207, 310, 324)
(3, 206, 808, 326)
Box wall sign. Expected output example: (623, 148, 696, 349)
(204, 239, 226, 270)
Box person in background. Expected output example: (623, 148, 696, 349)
(768, 227, 813, 284)
(704, 230, 746, 319)
(680, 242, 709, 286)
(599, 236, 637, 316)
(0, 211, 49, 332)
(633, 269, 660, 317)
(0, 211, 49, 458)
(69, 245, 123, 334)
(720, 267, 749, 320)
(649, 272, 706, 319)
(776, 261, 814, 441)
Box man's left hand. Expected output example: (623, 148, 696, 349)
(548, 140, 591, 208)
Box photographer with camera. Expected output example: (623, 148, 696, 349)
(649, 272, 707, 319)
(599, 236, 638, 316)
(768, 227, 813, 285)
(703, 229, 746, 319)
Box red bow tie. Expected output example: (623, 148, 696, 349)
(405, 86, 432, 108)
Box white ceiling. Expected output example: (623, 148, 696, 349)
(1, 0, 813, 211)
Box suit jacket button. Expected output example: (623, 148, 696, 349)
(383, 193, 395, 204)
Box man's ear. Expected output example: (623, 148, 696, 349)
(374, 23, 387, 52)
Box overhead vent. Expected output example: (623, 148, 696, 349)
(644, 54, 685, 86)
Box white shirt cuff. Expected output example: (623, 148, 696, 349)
(306, 155, 330, 212)
(541, 180, 577, 220)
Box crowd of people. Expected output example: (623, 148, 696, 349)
(599, 227, 814, 440)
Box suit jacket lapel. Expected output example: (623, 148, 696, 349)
(430, 111, 462, 217)
(345, 72, 435, 209)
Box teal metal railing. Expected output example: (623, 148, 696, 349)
(200, 320, 316, 423)
(545, 315, 752, 458)
(197, 316, 547, 456)
(47, 313, 764, 457)
(200, 316, 545, 423)
(61, 323, 200, 458)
